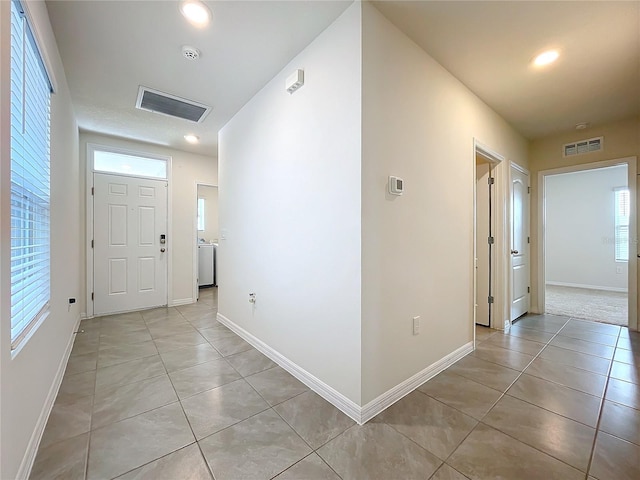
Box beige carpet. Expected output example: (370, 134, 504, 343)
(545, 284, 627, 326)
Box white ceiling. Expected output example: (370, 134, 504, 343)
(372, 1, 640, 139)
(45, 0, 353, 156)
(46, 1, 639, 157)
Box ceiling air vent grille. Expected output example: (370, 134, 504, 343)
(563, 137, 603, 157)
(136, 86, 211, 123)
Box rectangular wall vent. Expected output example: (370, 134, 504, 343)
(563, 136, 603, 157)
(136, 86, 211, 123)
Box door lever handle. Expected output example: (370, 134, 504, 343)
(511, 249, 519, 254)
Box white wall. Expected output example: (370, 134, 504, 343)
(198, 185, 219, 243)
(79, 132, 218, 310)
(545, 165, 628, 291)
(360, 3, 529, 404)
(0, 1, 80, 477)
(218, 3, 363, 404)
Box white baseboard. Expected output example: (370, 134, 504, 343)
(170, 297, 195, 307)
(546, 281, 627, 293)
(18, 315, 81, 480)
(216, 313, 473, 425)
(216, 313, 362, 423)
(360, 341, 473, 424)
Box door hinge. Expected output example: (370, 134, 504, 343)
(488, 236, 494, 245)
(527, 286, 530, 293)
(488, 177, 495, 185)
(528, 236, 530, 244)
(91, 239, 94, 248)
(527, 186, 531, 194)
(488, 296, 494, 304)
(91, 292, 94, 301)
(91, 187, 94, 195)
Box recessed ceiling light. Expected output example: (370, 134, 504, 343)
(184, 134, 199, 144)
(180, 0, 211, 27)
(533, 50, 559, 67)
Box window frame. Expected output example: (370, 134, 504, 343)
(614, 186, 630, 263)
(197, 198, 205, 231)
(9, 0, 53, 351)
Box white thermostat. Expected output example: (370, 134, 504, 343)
(388, 176, 404, 195)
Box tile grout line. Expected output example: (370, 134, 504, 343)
(145, 304, 219, 480)
(437, 322, 550, 472)
(436, 318, 599, 475)
(475, 319, 604, 474)
(583, 327, 622, 480)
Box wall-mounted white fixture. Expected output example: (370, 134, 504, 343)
(388, 176, 404, 195)
(180, 0, 211, 28)
(249, 293, 256, 304)
(286, 69, 304, 94)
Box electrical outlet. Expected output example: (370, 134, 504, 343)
(616, 266, 623, 274)
(413, 316, 420, 335)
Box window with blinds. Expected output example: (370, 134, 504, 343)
(10, 0, 52, 348)
(614, 187, 630, 262)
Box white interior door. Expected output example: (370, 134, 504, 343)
(476, 161, 491, 326)
(511, 165, 530, 320)
(94, 173, 168, 315)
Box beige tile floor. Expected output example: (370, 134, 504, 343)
(31, 288, 640, 479)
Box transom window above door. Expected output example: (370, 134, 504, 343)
(93, 147, 168, 179)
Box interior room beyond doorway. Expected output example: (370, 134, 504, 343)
(544, 165, 629, 326)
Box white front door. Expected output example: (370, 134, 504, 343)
(511, 165, 530, 320)
(93, 173, 168, 315)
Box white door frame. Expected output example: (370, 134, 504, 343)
(473, 140, 508, 335)
(537, 156, 638, 331)
(192, 181, 219, 302)
(85, 143, 173, 318)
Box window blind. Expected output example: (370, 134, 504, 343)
(10, 0, 52, 347)
(614, 187, 629, 262)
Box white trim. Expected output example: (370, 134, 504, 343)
(18, 315, 81, 480)
(472, 139, 506, 330)
(20, 0, 58, 93)
(216, 313, 362, 422)
(193, 182, 219, 302)
(546, 281, 628, 293)
(360, 341, 473, 424)
(170, 297, 195, 307)
(217, 313, 472, 425)
(537, 156, 637, 330)
(85, 142, 172, 317)
(166, 157, 174, 306)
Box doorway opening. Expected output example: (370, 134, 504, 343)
(86, 143, 171, 317)
(538, 157, 638, 330)
(544, 164, 629, 326)
(474, 142, 505, 333)
(194, 183, 219, 301)
(475, 153, 496, 327)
